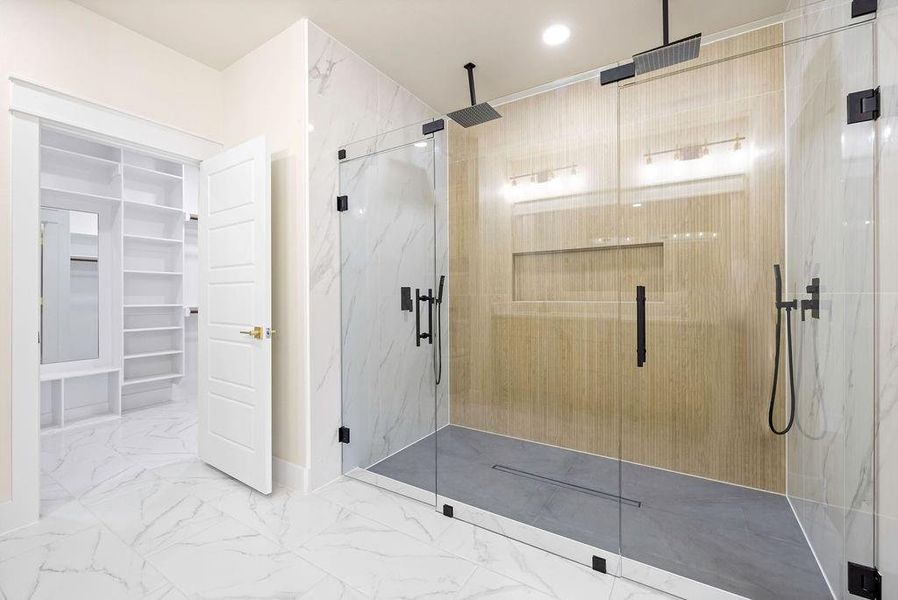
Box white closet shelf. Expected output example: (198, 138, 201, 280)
(41, 186, 121, 205)
(123, 269, 184, 276)
(123, 234, 183, 245)
(41, 144, 122, 169)
(124, 163, 183, 182)
(124, 303, 184, 308)
(122, 373, 183, 386)
(124, 326, 183, 333)
(43, 413, 121, 435)
(122, 200, 185, 215)
(124, 350, 184, 360)
(40, 366, 120, 382)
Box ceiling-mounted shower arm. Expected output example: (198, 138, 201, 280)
(464, 63, 477, 106)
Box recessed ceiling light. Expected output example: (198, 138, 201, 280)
(543, 24, 570, 46)
(414, 141, 428, 148)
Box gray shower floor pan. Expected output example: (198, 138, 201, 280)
(369, 425, 830, 600)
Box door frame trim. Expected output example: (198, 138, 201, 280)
(2, 78, 221, 535)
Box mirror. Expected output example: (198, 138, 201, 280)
(40, 208, 100, 364)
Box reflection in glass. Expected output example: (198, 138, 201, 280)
(40, 208, 100, 364)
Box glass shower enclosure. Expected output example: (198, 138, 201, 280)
(339, 134, 442, 505)
(338, 8, 878, 599)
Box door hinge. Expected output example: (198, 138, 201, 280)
(592, 556, 607, 574)
(442, 504, 454, 518)
(337, 195, 348, 212)
(338, 426, 350, 444)
(852, 0, 877, 18)
(338, 149, 346, 160)
(848, 88, 880, 124)
(848, 562, 881, 599)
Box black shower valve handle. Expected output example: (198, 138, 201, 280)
(800, 277, 821, 321)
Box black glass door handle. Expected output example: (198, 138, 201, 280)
(636, 285, 646, 367)
(415, 289, 433, 346)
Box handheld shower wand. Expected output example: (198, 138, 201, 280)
(769, 264, 797, 435)
(434, 275, 445, 385)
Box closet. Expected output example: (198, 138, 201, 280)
(38, 125, 199, 432)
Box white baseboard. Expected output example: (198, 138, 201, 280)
(274, 457, 308, 492)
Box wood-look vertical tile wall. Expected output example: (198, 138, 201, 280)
(448, 26, 787, 492)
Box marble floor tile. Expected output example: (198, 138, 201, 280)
(297, 511, 477, 600)
(147, 458, 247, 504)
(315, 477, 453, 544)
(215, 484, 351, 549)
(85, 476, 225, 554)
(0, 525, 171, 600)
(39, 474, 72, 517)
(144, 586, 191, 600)
(1, 401, 719, 600)
(454, 568, 558, 600)
(0, 500, 97, 562)
(76, 463, 160, 505)
(298, 575, 371, 600)
(611, 578, 679, 600)
(146, 516, 327, 598)
(435, 519, 616, 600)
(41, 439, 139, 499)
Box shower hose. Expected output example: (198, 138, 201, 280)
(768, 298, 797, 435)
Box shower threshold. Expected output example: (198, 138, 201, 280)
(368, 425, 831, 600)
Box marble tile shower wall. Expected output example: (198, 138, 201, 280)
(784, 2, 878, 597)
(306, 21, 439, 489)
(340, 144, 439, 473)
(878, 2, 898, 597)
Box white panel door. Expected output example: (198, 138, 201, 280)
(198, 136, 272, 494)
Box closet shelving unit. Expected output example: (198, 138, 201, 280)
(39, 126, 196, 432)
(121, 149, 187, 408)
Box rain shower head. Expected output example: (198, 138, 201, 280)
(633, 32, 701, 75)
(447, 63, 502, 128)
(632, 0, 701, 75)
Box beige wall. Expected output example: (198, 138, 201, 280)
(449, 26, 788, 492)
(221, 22, 307, 467)
(0, 0, 224, 502)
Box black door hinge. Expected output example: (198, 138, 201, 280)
(592, 556, 607, 574)
(338, 426, 350, 444)
(442, 504, 454, 518)
(852, 0, 877, 18)
(337, 195, 348, 212)
(338, 149, 347, 160)
(423, 119, 445, 136)
(848, 88, 880, 124)
(848, 562, 881, 599)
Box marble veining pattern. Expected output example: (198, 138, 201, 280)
(783, 8, 878, 598)
(876, 1, 898, 597)
(306, 21, 439, 490)
(0, 401, 686, 600)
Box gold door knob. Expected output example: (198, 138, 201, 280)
(239, 326, 263, 340)
(267, 328, 277, 338)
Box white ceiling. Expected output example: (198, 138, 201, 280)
(70, 0, 790, 114)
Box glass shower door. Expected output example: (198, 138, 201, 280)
(617, 20, 876, 600)
(339, 134, 438, 504)
(437, 83, 624, 575)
